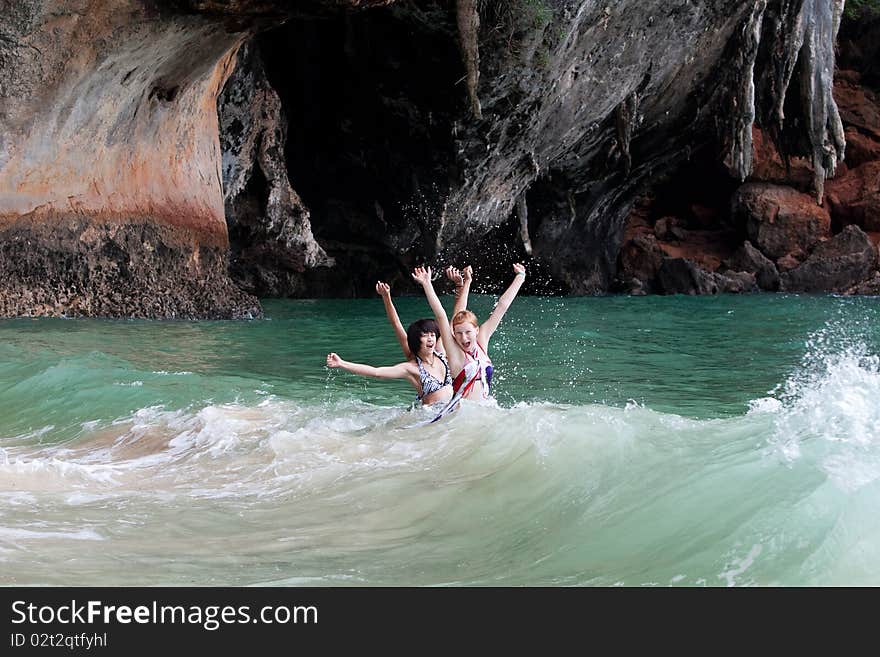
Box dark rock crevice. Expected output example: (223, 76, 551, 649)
(246, 3, 465, 295)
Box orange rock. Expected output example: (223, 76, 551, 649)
(734, 183, 831, 261)
(825, 161, 880, 232)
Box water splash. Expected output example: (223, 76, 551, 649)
(765, 314, 880, 494)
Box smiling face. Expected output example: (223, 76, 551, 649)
(452, 320, 479, 353)
(407, 318, 441, 359)
(417, 331, 437, 358)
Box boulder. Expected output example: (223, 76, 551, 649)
(733, 183, 831, 261)
(781, 225, 879, 293)
(748, 126, 814, 191)
(723, 241, 780, 291)
(618, 234, 665, 292)
(657, 257, 756, 295)
(855, 271, 880, 296)
(824, 160, 880, 232)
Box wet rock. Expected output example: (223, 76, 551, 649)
(0, 219, 260, 319)
(723, 241, 780, 291)
(855, 271, 880, 295)
(824, 160, 880, 233)
(618, 234, 665, 293)
(733, 183, 831, 261)
(656, 257, 756, 295)
(722, 270, 760, 293)
(781, 225, 878, 293)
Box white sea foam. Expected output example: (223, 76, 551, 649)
(3, 364, 879, 586)
(0, 527, 104, 541)
(719, 543, 763, 587)
(747, 397, 782, 414)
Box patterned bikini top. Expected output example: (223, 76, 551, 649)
(416, 352, 452, 399)
(462, 343, 493, 400)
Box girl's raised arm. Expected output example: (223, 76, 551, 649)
(478, 263, 526, 349)
(412, 267, 464, 376)
(446, 265, 473, 317)
(376, 281, 410, 359)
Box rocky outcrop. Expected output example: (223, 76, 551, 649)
(228, 0, 855, 297)
(1, 0, 875, 311)
(0, 219, 260, 318)
(219, 43, 332, 297)
(0, 0, 262, 317)
(611, 4, 880, 298)
(781, 224, 878, 292)
(656, 257, 756, 296)
(734, 183, 831, 262)
(442, 0, 759, 293)
(0, 0, 390, 316)
(723, 241, 780, 291)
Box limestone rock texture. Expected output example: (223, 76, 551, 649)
(229, 0, 866, 297)
(219, 42, 333, 297)
(1, 0, 876, 313)
(613, 2, 880, 298)
(0, 0, 264, 317)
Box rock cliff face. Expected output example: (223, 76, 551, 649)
(227, 0, 764, 295)
(0, 0, 262, 316)
(224, 0, 877, 298)
(0, 0, 876, 315)
(616, 3, 880, 296)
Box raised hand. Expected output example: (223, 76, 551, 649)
(445, 266, 464, 286)
(375, 281, 391, 297)
(411, 266, 432, 287)
(513, 263, 526, 277)
(326, 353, 342, 368)
(462, 265, 473, 284)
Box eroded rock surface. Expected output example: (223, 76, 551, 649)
(219, 43, 332, 297)
(0, 0, 259, 316)
(781, 224, 878, 292)
(1, 0, 876, 311)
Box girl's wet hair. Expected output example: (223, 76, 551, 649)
(452, 309, 479, 328)
(407, 318, 440, 357)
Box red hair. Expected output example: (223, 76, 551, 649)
(451, 310, 479, 328)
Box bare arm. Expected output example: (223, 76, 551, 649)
(326, 352, 416, 382)
(412, 267, 464, 376)
(376, 281, 410, 358)
(478, 263, 526, 349)
(447, 265, 473, 317)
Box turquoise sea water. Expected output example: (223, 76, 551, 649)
(1, 294, 879, 585)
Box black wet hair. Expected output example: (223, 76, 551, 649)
(406, 318, 439, 358)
